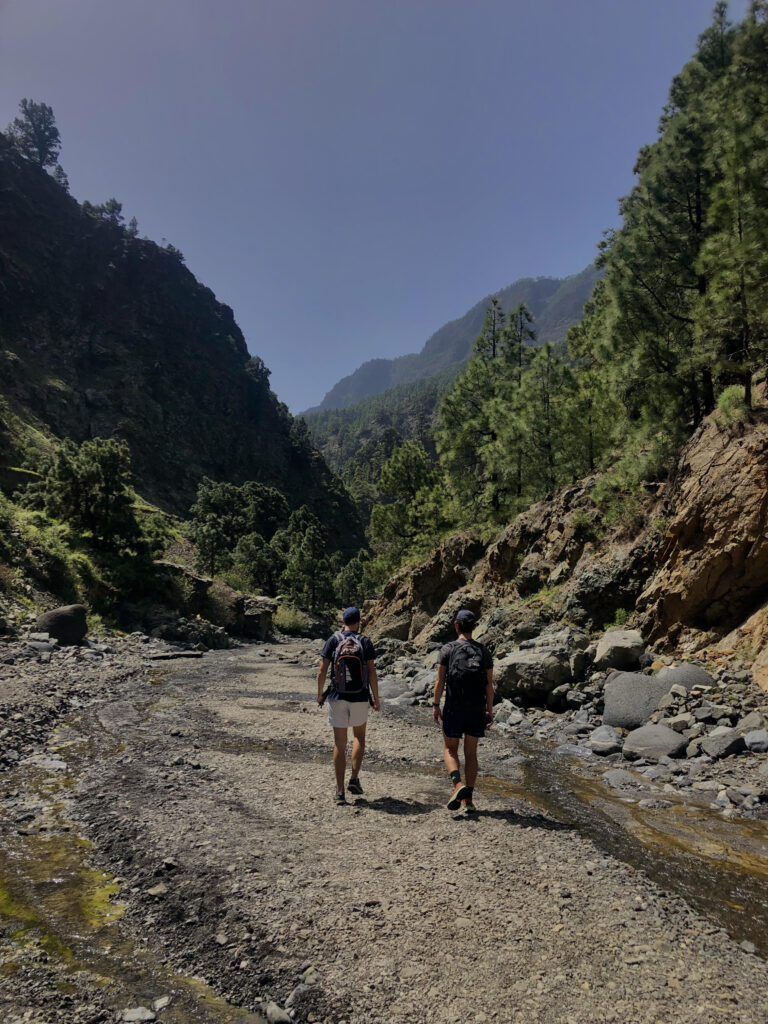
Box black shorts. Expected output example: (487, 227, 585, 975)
(442, 705, 487, 739)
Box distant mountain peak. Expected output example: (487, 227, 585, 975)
(304, 264, 600, 414)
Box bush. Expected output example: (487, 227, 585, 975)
(715, 384, 749, 427)
(274, 603, 312, 636)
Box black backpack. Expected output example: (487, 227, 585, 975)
(445, 640, 487, 709)
(332, 630, 369, 697)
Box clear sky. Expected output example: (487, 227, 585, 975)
(0, 0, 750, 412)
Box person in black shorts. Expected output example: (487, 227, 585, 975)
(432, 609, 494, 813)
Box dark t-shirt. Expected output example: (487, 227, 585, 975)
(438, 638, 492, 710)
(321, 630, 376, 703)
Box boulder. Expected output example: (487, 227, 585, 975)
(743, 729, 768, 753)
(655, 664, 714, 690)
(602, 768, 645, 790)
(495, 648, 571, 700)
(602, 672, 671, 729)
(36, 604, 87, 645)
(231, 596, 278, 639)
(593, 629, 646, 671)
(736, 710, 767, 733)
(588, 725, 623, 756)
(700, 727, 746, 760)
(623, 724, 688, 761)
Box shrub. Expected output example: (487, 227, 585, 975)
(274, 603, 311, 636)
(715, 384, 749, 427)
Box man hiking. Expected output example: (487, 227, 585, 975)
(432, 609, 494, 813)
(317, 606, 380, 805)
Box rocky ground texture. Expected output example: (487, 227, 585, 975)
(377, 626, 768, 819)
(3, 636, 768, 1023)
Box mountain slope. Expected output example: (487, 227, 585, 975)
(0, 135, 360, 550)
(306, 264, 601, 414)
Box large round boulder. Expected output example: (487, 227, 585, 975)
(602, 672, 670, 729)
(36, 604, 87, 645)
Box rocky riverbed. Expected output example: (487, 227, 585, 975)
(3, 634, 768, 1023)
(376, 626, 768, 820)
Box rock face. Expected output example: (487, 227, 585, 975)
(639, 410, 768, 641)
(623, 724, 687, 761)
(365, 533, 485, 641)
(602, 673, 671, 730)
(36, 604, 87, 645)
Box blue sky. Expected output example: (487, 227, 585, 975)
(0, 1, 750, 412)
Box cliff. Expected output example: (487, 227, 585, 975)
(0, 135, 359, 547)
(365, 399, 768, 665)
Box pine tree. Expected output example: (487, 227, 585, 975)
(6, 98, 61, 168)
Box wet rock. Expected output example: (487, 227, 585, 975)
(743, 729, 768, 753)
(623, 724, 687, 761)
(588, 725, 623, 756)
(602, 673, 670, 729)
(700, 728, 746, 760)
(593, 629, 646, 671)
(655, 664, 714, 690)
(603, 768, 645, 790)
(37, 604, 87, 645)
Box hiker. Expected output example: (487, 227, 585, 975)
(432, 609, 494, 813)
(317, 606, 380, 805)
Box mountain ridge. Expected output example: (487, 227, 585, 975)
(303, 264, 601, 415)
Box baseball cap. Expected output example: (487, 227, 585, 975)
(455, 609, 476, 629)
(342, 606, 361, 624)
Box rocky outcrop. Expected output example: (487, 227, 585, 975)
(365, 533, 485, 641)
(639, 410, 768, 642)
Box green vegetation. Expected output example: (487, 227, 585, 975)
(314, 3, 768, 601)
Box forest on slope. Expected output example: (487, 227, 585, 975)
(322, 1, 768, 605)
(0, 109, 362, 628)
(305, 264, 601, 414)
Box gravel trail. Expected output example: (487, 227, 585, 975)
(4, 639, 768, 1023)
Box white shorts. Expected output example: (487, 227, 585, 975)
(327, 697, 369, 729)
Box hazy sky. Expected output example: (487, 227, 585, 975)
(0, 0, 750, 412)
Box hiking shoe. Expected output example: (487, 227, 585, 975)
(333, 791, 346, 805)
(347, 777, 363, 795)
(462, 798, 478, 814)
(447, 782, 470, 810)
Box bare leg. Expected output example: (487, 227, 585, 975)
(351, 723, 367, 777)
(333, 726, 348, 792)
(464, 735, 479, 788)
(443, 734, 461, 776)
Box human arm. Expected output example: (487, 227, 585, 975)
(367, 661, 380, 711)
(433, 664, 447, 723)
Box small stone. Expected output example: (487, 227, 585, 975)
(152, 997, 172, 1012)
(740, 940, 757, 954)
(123, 1009, 156, 1023)
(145, 883, 168, 897)
(266, 1001, 292, 1023)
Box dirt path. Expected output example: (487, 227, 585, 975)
(6, 639, 768, 1023)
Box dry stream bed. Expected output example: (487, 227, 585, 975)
(2, 640, 768, 1023)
